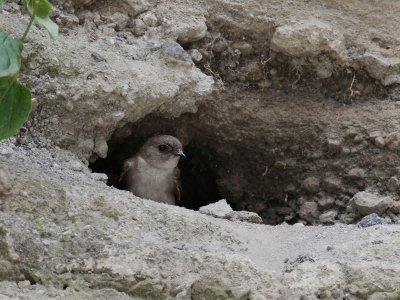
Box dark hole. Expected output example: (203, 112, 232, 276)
(89, 122, 222, 210)
(178, 142, 222, 210)
(22, 270, 37, 285)
(63, 283, 69, 290)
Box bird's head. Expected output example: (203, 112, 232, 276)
(139, 135, 185, 169)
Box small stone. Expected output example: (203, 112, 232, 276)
(90, 173, 108, 183)
(177, 18, 207, 43)
(229, 211, 263, 224)
(55, 12, 79, 29)
(344, 128, 358, 138)
(41, 239, 52, 246)
(385, 132, 400, 151)
(368, 130, 382, 140)
(374, 136, 385, 147)
(335, 199, 346, 208)
(357, 213, 388, 227)
(351, 191, 393, 216)
(100, 25, 116, 36)
(317, 196, 335, 210)
(111, 111, 125, 122)
(188, 49, 203, 62)
(272, 20, 346, 58)
(353, 134, 364, 144)
(232, 41, 254, 56)
(133, 19, 147, 36)
(299, 201, 319, 223)
(387, 176, 400, 192)
(141, 12, 158, 27)
(76, 10, 92, 24)
(62, 230, 72, 236)
(199, 199, 233, 219)
(338, 213, 355, 224)
(326, 139, 342, 153)
(322, 177, 342, 193)
(319, 210, 338, 224)
(159, 41, 192, 63)
(302, 177, 320, 194)
(109, 12, 129, 31)
(346, 168, 366, 179)
(68, 161, 84, 172)
(94, 136, 108, 159)
(293, 222, 305, 227)
(390, 201, 400, 214)
(91, 52, 106, 62)
(101, 83, 115, 93)
(93, 12, 102, 26)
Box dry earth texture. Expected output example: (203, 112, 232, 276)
(1, 0, 400, 298)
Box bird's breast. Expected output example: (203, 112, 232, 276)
(129, 157, 175, 204)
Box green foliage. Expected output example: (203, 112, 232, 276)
(0, 31, 31, 139)
(0, 0, 58, 140)
(24, 0, 58, 39)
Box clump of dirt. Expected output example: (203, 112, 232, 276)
(187, 29, 387, 104)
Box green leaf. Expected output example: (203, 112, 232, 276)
(0, 30, 31, 140)
(0, 31, 22, 78)
(0, 0, 6, 6)
(25, 0, 58, 39)
(0, 79, 31, 139)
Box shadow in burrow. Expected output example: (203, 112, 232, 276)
(89, 115, 306, 224)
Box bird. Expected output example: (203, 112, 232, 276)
(119, 135, 185, 205)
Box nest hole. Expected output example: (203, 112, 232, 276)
(89, 114, 310, 225)
(89, 123, 223, 210)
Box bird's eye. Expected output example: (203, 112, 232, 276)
(158, 144, 167, 152)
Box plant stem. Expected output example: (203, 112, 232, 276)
(21, 12, 35, 43)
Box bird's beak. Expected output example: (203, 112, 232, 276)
(175, 149, 186, 158)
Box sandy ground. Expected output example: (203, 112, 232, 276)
(1, 141, 400, 299)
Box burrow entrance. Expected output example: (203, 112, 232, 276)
(89, 84, 388, 226)
(89, 115, 224, 211)
(88, 110, 309, 225)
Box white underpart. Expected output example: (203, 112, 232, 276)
(133, 155, 177, 203)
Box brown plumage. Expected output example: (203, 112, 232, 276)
(119, 135, 185, 205)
